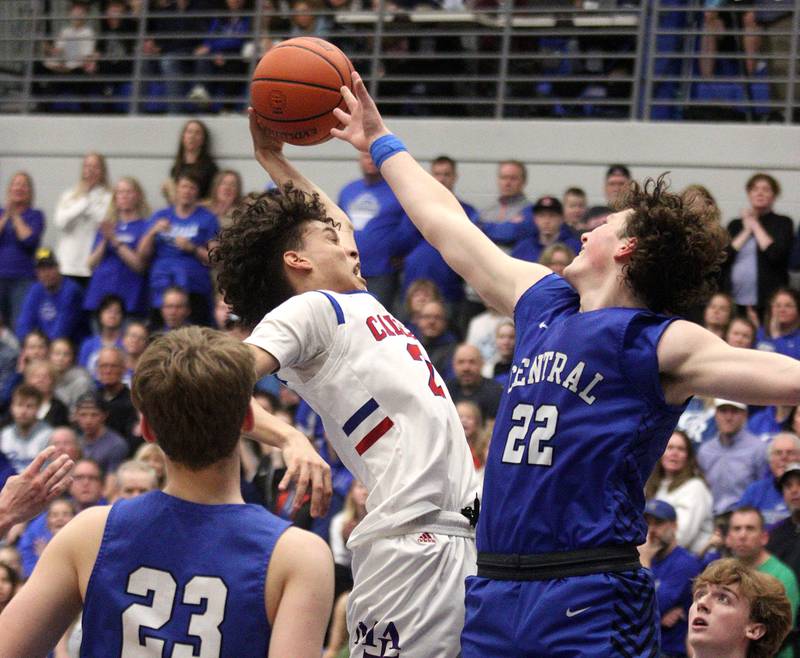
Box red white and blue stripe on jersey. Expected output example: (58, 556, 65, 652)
(344, 397, 394, 455)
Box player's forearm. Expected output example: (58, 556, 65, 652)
(377, 149, 529, 313)
(244, 399, 296, 449)
(256, 152, 351, 230)
(379, 151, 466, 244)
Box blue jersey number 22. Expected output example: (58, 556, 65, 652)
(501, 403, 558, 466)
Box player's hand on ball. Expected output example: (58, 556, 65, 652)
(279, 429, 333, 518)
(248, 107, 284, 161)
(331, 72, 390, 151)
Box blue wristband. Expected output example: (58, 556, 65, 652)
(369, 134, 407, 170)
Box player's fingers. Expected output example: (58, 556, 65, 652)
(309, 463, 329, 517)
(320, 464, 333, 517)
(23, 446, 56, 478)
(332, 107, 351, 125)
(247, 107, 259, 134)
(278, 460, 296, 491)
(340, 85, 359, 113)
(41, 456, 73, 490)
(46, 475, 73, 501)
(291, 462, 311, 514)
(352, 73, 374, 108)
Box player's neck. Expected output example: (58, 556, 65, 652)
(575, 271, 643, 313)
(692, 645, 747, 658)
(162, 454, 244, 505)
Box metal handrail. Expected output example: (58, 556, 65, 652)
(0, 0, 794, 122)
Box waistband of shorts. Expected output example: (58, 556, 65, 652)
(383, 510, 476, 539)
(477, 545, 640, 581)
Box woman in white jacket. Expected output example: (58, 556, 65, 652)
(53, 153, 111, 285)
(645, 429, 714, 555)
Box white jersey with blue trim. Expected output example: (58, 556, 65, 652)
(245, 289, 478, 545)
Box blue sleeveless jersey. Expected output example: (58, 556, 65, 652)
(81, 490, 290, 657)
(477, 275, 686, 555)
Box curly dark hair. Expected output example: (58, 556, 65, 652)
(615, 174, 729, 316)
(211, 182, 334, 329)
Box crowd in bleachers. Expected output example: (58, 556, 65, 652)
(22, 0, 798, 120)
(0, 112, 799, 654)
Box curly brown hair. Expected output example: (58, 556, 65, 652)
(615, 174, 729, 316)
(211, 182, 334, 329)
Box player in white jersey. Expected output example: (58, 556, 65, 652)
(212, 112, 479, 658)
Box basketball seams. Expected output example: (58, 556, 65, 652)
(271, 43, 347, 88)
(251, 77, 341, 94)
(252, 102, 342, 124)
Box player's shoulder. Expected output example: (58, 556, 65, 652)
(50, 504, 112, 560)
(514, 273, 578, 319)
(269, 526, 332, 583)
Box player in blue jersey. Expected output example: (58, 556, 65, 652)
(331, 73, 800, 656)
(0, 326, 334, 657)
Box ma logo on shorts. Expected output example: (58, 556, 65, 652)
(354, 620, 401, 657)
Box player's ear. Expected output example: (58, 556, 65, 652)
(614, 237, 637, 261)
(140, 415, 157, 444)
(745, 621, 766, 641)
(283, 250, 312, 273)
(241, 405, 254, 433)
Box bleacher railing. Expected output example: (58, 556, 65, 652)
(0, 0, 796, 122)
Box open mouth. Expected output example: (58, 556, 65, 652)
(692, 618, 708, 628)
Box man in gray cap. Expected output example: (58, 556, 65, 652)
(698, 399, 767, 515)
(74, 391, 128, 475)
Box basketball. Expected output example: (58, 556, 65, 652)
(251, 37, 354, 146)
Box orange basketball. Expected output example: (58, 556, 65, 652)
(251, 37, 354, 146)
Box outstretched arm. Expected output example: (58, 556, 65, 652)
(248, 109, 352, 231)
(331, 73, 551, 316)
(658, 320, 800, 406)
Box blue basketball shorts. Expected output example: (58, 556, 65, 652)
(461, 568, 660, 657)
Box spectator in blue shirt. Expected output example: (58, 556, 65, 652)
(756, 288, 800, 360)
(18, 497, 75, 579)
(510, 196, 582, 264)
(139, 173, 219, 326)
(739, 432, 800, 529)
(15, 249, 87, 345)
(85, 177, 149, 318)
(0, 172, 45, 330)
(338, 152, 421, 311)
(402, 156, 477, 306)
(190, 0, 252, 111)
(78, 294, 125, 379)
(639, 500, 702, 658)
